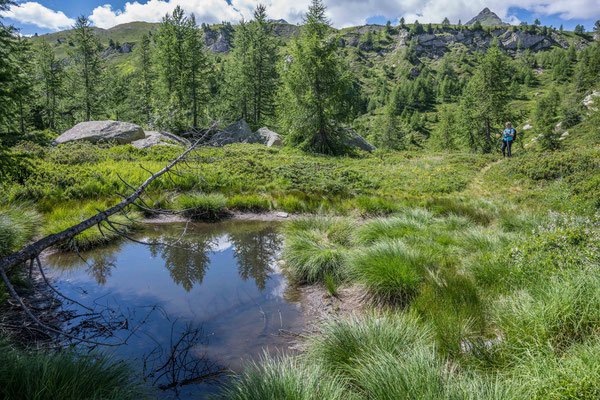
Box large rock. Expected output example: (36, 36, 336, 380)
(207, 120, 260, 146)
(256, 127, 284, 147)
(131, 131, 191, 149)
(344, 128, 376, 152)
(53, 120, 145, 145)
(583, 91, 600, 112)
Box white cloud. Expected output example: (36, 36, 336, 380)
(0, 1, 75, 30)
(89, 0, 244, 29)
(4, 0, 599, 32)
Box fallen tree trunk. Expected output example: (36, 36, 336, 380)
(0, 132, 207, 275)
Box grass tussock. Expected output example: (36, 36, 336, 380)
(283, 217, 355, 283)
(0, 207, 39, 257)
(177, 193, 229, 221)
(308, 313, 431, 377)
(0, 343, 147, 400)
(350, 240, 431, 303)
(218, 354, 350, 400)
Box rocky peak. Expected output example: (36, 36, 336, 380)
(465, 8, 506, 26)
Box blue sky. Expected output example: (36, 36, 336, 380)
(1, 0, 598, 36)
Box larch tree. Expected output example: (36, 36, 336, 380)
(224, 4, 279, 127)
(184, 14, 210, 128)
(35, 40, 63, 130)
(459, 40, 510, 152)
(136, 34, 154, 124)
(279, 0, 354, 154)
(69, 16, 103, 122)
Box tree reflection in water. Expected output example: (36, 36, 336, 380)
(50, 221, 283, 293)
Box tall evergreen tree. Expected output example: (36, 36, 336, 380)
(11, 36, 33, 134)
(459, 41, 510, 152)
(35, 40, 63, 130)
(279, 0, 355, 154)
(136, 34, 154, 124)
(184, 14, 210, 128)
(155, 7, 211, 129)
(69, 16, 103, 122)
(0, 0, 19, 133)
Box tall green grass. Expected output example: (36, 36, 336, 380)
(283, 217, 355, 283)
(350, 240, 431, 303)
(218, 355, 350, 400)
(494, 272, 600, 359)
(0, 207, 39, 256)
(176, 193, 229, 221)
(308, 313, 431, 376)
(42, 200, 141, 251)
(0, 343, 147, 400)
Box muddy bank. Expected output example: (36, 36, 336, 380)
(289, 283, 370, 350)
(143, 211, 297, 224)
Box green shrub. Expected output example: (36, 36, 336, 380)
(350, 240, 431, 303)
(219, 355, 349, 400)
(308, 313, 431, 377)
(177, 193, 229, 221)
(0, 343, 146, 400)
(283, 217, 354, 283)
(505, 212, 600, 285)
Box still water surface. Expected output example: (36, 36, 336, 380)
(45, 220, 303, 398)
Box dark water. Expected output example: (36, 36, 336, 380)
(45, 220, 303, 398)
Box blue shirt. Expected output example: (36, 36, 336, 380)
(503, 128, 515, 142)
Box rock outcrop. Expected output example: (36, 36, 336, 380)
(208, 120, 260, 146)
(256, 127, 284, 147)
(584, 91, 600, 112)
(131, 131, 191, 149)
(344, 128, 376, 152)
(53, 120, 145, 145)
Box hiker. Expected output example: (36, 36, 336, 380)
(501, 122, 516, 158)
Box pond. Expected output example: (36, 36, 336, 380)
(44, 220, 303, 398)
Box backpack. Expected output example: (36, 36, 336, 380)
(512, 128, 517, 141)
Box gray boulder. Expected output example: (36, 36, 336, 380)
(131, 131, 191, 149)
(208, 120, 260, 146)
(344, 128, 376, 152)
(53, 120, 145, 145)
(256, 127, 284, 147)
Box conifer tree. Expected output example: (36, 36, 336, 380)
(184, 14, 210, 128)
(69, 15, 103, 122)
(459, 40, 510, 152)
(136, 34, 154, 124)
(35, 40, 63, 129)
(12, 36, 33, 134)
(279, 0, 354, 154)
(534, 89, 560, 150)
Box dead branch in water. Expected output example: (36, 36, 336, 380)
(0, 122, 220, 346)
